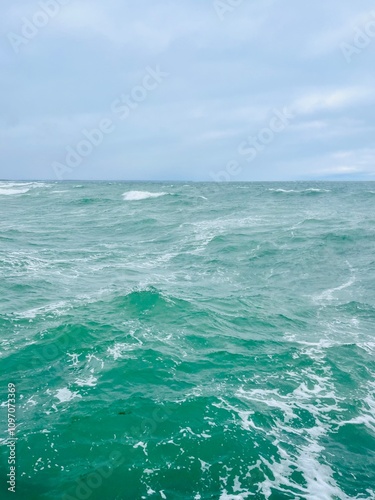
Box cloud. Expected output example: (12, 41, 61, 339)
(308, 8, 375, 56)
(291, 87, 371, 116)
(1, 0, 375, 180)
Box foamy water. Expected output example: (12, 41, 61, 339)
(0, 181, 374, 499)
(122, 190, 168, 201)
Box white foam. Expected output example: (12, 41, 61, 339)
(304, 188, 331, 193)
(86, 353, 105, 369)
(16, 300, 69, 319)
(74, 375, 97, 387)
(198, 459, 210, 473)
(144, 469, 156, 475)
(219, 352, 352, 500)
(337, 380, 375, 433)
(257, 451, 343, 500)
(134, 441, 148, 455)
(54, 388, 81, 403)
(268, 188, 330, 194)
(314, 275, 355, 303)
(67, 353, 80, 366)
(219, 492, 252, 499)
(269, 188, 297, 193)
(179, 427, 212, 439)
(107, 342, 138, 360)
(236, 388, 298, 422)
(358, 342, 375, 355)
(0, 187, 30, 195)
(183, 215, 262, 254)
(122, 190, 167, 201)
(0, 182, 49, 196)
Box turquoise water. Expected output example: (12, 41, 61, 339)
(0, 181, 375, 500)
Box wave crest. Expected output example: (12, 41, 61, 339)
(0, 182, 49, 196)
(122, 191, 167, 201)
(268, 188, 330, 194)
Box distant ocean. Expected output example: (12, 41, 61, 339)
(0, 181, 375, 500)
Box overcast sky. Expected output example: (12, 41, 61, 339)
(1, 0, 375, 181)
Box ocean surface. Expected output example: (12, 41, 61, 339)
(0, 181, 374, 500)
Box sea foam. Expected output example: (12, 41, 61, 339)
(122, 190, 167, 201)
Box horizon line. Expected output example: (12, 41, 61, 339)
(1, 179, 375, 183)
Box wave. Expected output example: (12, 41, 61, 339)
(268, 188, 331, 194)
(122, 190, 167, 201)
(0, 187, 31, 195)
(0, 182, 49, 196)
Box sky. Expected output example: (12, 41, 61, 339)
(1, 0, 375, 181)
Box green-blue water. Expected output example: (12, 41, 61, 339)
(1, 181, 375, 500)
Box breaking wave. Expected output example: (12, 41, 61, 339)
(122, 190, 168, 201)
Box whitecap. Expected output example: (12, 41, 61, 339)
(268, 188, 298, 193)
(0, 181, 50, 196)
(122, 190, 167, 201)
(268, 188, 330, 194)
(0, 187, 30, 195)
(300, 188, 331, 193)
